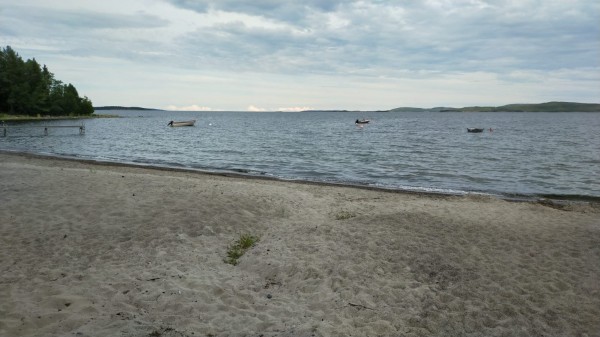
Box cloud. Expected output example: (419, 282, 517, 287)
(6, 0, 599, 77)
(246, 105, 314, 112)
(247, 105, 267, 112)
(277, 106, 314, 112)
(164, 0, 600, 79)
(165, 0, 344, 24)
(1, 4, 168, 35)
(2, 0, 597, 109)
(0, 3, 173, 64)
(166, 105, 213, 111)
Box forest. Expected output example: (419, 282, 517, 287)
(0, 46, 93, 116)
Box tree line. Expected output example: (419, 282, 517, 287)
(0, 46, 93, 116)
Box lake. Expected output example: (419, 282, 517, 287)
(2, 110, 599, 200)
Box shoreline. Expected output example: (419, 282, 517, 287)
(1, 114, 118, 122)
(2, 149, 598, 206)
(1, 150, 599, 336)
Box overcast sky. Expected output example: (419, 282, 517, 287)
(1, 0, 599, 111)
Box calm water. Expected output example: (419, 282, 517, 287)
(2, 110, 599, 200)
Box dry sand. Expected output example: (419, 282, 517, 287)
(0, 151, 599, 337)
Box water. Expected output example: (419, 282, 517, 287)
(2, 110, 599, 200)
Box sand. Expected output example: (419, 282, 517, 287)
(0, 151, 599, 337)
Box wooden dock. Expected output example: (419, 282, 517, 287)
(1, 124, 85, 136)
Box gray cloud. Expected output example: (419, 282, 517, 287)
(163, 0, 599, 77)
(0, 4, 170, 61)
(165, 0, 343, 24)
(4, 0, 598, 77)
(1, 0, 597, 109)
(1, 5, 168, 32)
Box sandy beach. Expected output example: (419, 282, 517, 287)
(0, 151, 599, 337)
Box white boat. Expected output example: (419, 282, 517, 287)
(168, 120, 196, 127)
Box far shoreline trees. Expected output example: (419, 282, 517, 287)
(0, 46, 93, 117)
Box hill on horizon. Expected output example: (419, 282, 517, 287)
(389, 101, 600, 113)
(94, 106, 162, 111)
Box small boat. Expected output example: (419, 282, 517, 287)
(168, 120, 196, 127)
(355, 119, 370, 124)
(467, 128, 484, 133)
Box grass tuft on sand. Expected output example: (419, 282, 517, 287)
(335, 210, 356, 220)
(225, 234, 259, 265)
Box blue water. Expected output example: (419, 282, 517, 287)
(2, 110, 599, 200)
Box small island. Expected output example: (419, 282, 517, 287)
(94, 106, 162, 111)
(389, 101, 600, 113)
(302, 102, 599, 113)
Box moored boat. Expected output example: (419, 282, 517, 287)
(355, 119, 370, 124)
(168, 120, 196, 127)
(467, 128, 484, 133)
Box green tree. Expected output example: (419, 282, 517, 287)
(0, 45, 94, 116)
(1, 46, 27, 114)
(79, 96, 94, 115)
(23, 58, 47, 115)
(61, 84, 80, 116)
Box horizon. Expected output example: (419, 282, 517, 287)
(94, 101, 600, 113)
(3, 1, 599, 111)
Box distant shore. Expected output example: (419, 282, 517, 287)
(91, 101, 600, 113)
(1, 151, 599, 337)
(93, 106, 162, 111)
